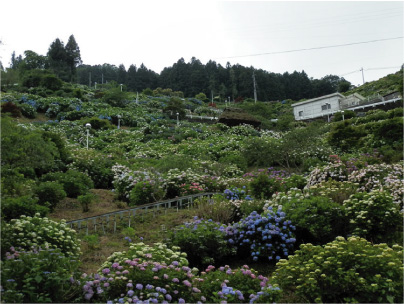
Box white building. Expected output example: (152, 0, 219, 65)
(291, 93, 345, 121)
(292, 91, 402, 121)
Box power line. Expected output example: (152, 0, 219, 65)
(339, 66, 402, 77)
(216, 37, 403, 60)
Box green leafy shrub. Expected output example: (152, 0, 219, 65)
(373, 116, 403, 145)
(218, 152, 248, 172)
(249, 173, 281, 199)
(272, 237, 403, 303)
(129, 180, 163, 206)
(1, 247, 80, 303)
(333, 110, 355, 121)
(34, 181, 66, 211)
(167, 217, 236, 268)
(68, 149, 114, 189)
(239, 199, 267, 217)
(344, 190, 402, 244)
(282, 195, 348, 245)
(1, 196, 49, 222)
(78, 192, 96, 212)
(79, 116, 114, 130)
(18, 103, 37, 118)
(282, 174, 307, 190)
(41, 169, 93, 198)
(1, 214, 81, 258)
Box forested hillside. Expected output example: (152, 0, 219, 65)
(3, 35, 355, 101)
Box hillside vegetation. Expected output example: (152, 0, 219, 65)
(1, 58, 403, 303)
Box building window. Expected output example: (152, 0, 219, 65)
(321, 103, 331, 111)
(298, 111, 303, 117)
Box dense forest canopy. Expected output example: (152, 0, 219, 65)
(3, 35, 355, 101)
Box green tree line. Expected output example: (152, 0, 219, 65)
(3, 35, 353, 101)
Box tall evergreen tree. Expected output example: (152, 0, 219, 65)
(10, 51, 23, 70)
(117, 64, 127, 85)
(65, 35, 82, 82)
(47, 38, 69, 81)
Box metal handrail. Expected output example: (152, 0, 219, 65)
(66, 192, 217, 235)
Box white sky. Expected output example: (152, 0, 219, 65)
(0, 0, 403, 87)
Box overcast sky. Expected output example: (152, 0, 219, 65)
(1, 0, 402, 87)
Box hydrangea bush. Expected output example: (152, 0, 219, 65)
(227, 208, 296, 262)
(272, 236, 403, 303)
(167, 217, 236, 267)
(1, 247, 81, 303)
(1, 214, 81, 258)
(100, 242, 189, 271)
(343, 190, 403, 244)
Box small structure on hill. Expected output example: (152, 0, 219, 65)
(218, 108, 261, 128)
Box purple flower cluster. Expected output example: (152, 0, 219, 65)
(81, 259, 198, 303)
(227, 208, 296, 261)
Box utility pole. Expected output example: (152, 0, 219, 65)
(89, 72, 91, 88)
(360, 67, 365, 85)
(102, 73, 104, 84)
(253, 72, 257, 104)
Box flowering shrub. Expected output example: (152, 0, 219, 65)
(223, 186, 252, 201)
(195, 265, 281, 303)
(228, 208, 296, 262)
(347, 163, 403, 193)
(344, 190, 403, 244)
(78, 258, 199, 303)
(167, 217, 236, 267)
(100, 242, 189, 271)
(164, 168, 205, 198)
(179, 182, 205, 196)
(1, 214, 81, 258)
(307, 180, 358, 205)
(78, 260, 278, 303)
(228, 124, 260, 137)
(272, 237, 403, 303)
(112, 165, 165, 202)
(1, 247, 80, 303)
